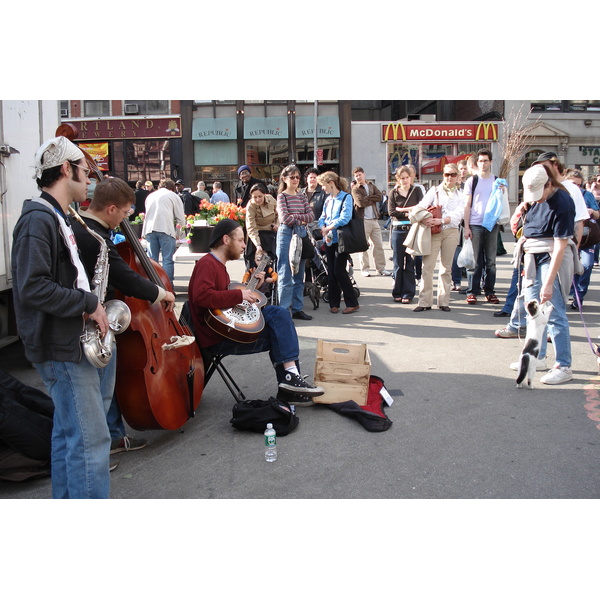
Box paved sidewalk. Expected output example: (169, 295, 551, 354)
(1, 232, 599, 499)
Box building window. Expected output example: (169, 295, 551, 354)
(84, 100, 110, 117)
(296, 139, 340, 166)
(124, 100, 169, 115)
(244, 140, 289, 182)
(126, 140, 171, 183)
(531, 100, 600, 112)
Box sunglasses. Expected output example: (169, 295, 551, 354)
(286, 175, 301, 180)
(443, 172, 458, 177)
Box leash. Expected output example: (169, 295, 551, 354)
(571, 281, 599, 356)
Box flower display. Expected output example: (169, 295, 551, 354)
(130, 212, 145, 225)
(185, 202, 246, 242)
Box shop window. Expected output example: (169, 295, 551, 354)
(195, 140, 237, 166)
(296, 139, 340, 166)
(126, 140, 171, 183)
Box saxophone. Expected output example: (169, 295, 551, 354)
(68, 207, 132, 368)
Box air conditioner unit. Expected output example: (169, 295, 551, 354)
(60, 108, 69, 117)
(125, 103, 139, 115)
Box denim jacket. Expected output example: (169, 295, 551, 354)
(318, 191, 353, 244)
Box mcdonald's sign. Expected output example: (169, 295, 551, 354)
(381, 122, 499, 142)
(474, 122, 499, 141)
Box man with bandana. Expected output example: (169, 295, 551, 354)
(11, 136, 113, 499)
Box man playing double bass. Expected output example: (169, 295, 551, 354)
(72, 177, 175, 453)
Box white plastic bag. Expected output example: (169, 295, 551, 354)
(457, 238, 476, 270)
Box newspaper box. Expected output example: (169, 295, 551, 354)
(313, 340, 371, 405)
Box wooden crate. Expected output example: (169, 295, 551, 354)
(313, 340, 371, 405)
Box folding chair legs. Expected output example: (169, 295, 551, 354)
(202, 350, 246, 402)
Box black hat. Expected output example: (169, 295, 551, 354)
(175, 179, 185, 185)
(209, 218, 241, 248)
(532, 151, 558, 165)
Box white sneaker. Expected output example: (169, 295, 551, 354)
(377, 269, 393, 276)
(510, 357, 547, 371)
(361, 270, 371, 277)
(540, 366, 573, 385)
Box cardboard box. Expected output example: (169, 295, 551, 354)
(313, 340, 371, 405)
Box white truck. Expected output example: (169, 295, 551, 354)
(0, 100, 60, 348)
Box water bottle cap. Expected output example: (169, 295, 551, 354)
(267, 423, 273, 428)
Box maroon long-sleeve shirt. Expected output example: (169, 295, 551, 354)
(188, 253, 243, 347)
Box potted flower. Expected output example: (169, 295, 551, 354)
(129, 212, 144, 239)
(186, 201, 246, 253)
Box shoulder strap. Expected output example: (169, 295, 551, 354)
(472, 174, 479, 195)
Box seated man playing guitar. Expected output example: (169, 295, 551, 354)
(188, 219, 324, 405)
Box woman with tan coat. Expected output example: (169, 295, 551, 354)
(244, 182, 279, 268)
(413, 164, 465, 313)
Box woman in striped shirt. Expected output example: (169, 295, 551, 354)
(276, 164, 314, 320)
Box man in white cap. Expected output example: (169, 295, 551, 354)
(508, 164, 580, 385)
(11, 136, 114, 498)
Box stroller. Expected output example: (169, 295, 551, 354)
(304, 223, 360, 309)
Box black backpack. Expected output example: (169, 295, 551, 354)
(230, 396, 299, 436)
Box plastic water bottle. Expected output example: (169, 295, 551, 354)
(264, 423, 277, 462)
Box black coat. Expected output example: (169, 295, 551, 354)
(234, 176, 264, 208)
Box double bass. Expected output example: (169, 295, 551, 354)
(56, 124, 204, 430)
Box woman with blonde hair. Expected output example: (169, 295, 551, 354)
(413, 163, 465, 312)
(317, 171, 360, 314)
(276, 164, 314, 320)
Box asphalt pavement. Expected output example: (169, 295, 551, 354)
(2, 229, 599, 500)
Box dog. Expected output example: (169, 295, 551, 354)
(516, 299, 553, 389)
(304, 282, 320, 310)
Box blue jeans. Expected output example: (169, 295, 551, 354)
(276, 224, 306, 313)
(467, 224, 498, 295)
(34, 351, 115, 499)
(571, 247, 595, 306)
(391, 227, 415, 299)
(207, 305, 299, 372)
(523, 258, 571, 368)
(107, 394, 126, 440)
(146, 231, 176, 285)
(502, 266, 521, 314)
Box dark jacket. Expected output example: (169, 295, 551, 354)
(234, 176, 264, 208)
(180, 190, 200, 216)
(132, 188, 150, 219)
(302, 184, 327, 221)
(72, 214, 161, 303)
(11, 194, 99, 364)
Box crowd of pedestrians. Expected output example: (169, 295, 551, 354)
(137, 152, 599, 389)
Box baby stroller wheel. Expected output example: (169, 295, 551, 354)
(323, 290, 329, 303)
(354, 286, 360, 298)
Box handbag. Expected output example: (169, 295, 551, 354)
(580, 218, 600, 249)
(430, 190, 443, 234)
(301, 232, 314, 259)
(337, 194, 369, 254)
(230, 396, 299, 436)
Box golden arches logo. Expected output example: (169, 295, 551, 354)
(475, 122, 498, 141)
(382, 122, 406, 141)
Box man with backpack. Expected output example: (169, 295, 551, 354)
(463, 149, 502, 305)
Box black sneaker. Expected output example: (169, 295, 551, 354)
(278, 372, 324, 396)
(277, 389, 314, 406)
